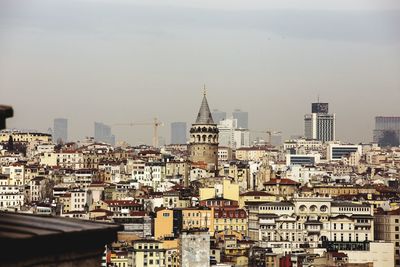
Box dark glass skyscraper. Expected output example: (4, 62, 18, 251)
(53, 118, 68, 144)
(373, 116, 400, 146)
(94, 122, 115, 146)
(311, 103, 329, 114)
(211, 109, 226, 125)
(232, 109, 248, 129)
(170, 122, 187, 144)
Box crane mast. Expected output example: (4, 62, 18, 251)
(113, 117, 163, 147)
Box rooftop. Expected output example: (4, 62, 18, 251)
(194, 92, 215, 125)
(0, 212, 121, 263)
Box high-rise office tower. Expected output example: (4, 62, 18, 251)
(373, 116, 400, 147)
(232, 109, 248, 129)
(170, 122, 187, 144)
(211, 109, 226, 125)
(304, 103, 335, 142)
(217, 118, 250, 149)
(94, 122, 115, 146)
(311, 103, 329, 114)
(53, 118, 68, 144)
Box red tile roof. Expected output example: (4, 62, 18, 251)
(104, 200, 142, 207)
(263, 178, 299, 186)
(240, 191, 274, 197)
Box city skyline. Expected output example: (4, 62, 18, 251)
(2, 97, 399, 146)
(1, 0, 399, 145)
(1, 1, 400, 266)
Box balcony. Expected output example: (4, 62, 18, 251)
(355, 222, 371, 227)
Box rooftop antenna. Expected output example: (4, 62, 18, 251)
(203, 84, 207, 96)
(317, 94, 320, 103)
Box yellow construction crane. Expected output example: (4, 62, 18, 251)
(113, 118, 163, 147)
(250, 130, 282, 144)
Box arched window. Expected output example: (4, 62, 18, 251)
(299, 205, 307, 213)
(310, 205, 317, 213)
(320, 205, 328, 212)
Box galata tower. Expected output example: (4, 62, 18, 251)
(189, 90, 219, 173)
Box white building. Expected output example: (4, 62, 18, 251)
(2, 164, 25, 186)
(131, 159, 146, 183)
(144, 162, 165, 189)
(0, 185, 25, 210)
(70, 189, 92, 212)
(286, 165, 327, 185)
(234, 128, 250, 149)
(285, 154, 321, 166)
(29, 176, 48, 202)
(218, 118, 250, 149)
(39, 152, 84, 169)
(218, 147, 232, 161)
(181, 231, 210, 267)
(327, 144, 362, 162)
(99, 162, 123, 183)
(284, 139, 323, 152)
(190, 168, 209, 181)
(339, 241, 394, 267)
(27, 142, 55, 157)
(304, 113, 336, 143)
(249, 195, 374, 254)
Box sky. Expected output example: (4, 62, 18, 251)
(0, 0, 399, 145)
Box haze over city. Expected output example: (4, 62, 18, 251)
(0, 0, 399, 144)
(3, 1, 400, 266)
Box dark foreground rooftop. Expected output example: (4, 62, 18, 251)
(0, 212, 122, 266)
(0, 105, 13, 130)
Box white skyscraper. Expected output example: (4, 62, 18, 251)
(218, 118, 250, 149)
(304, 103, 335, 142)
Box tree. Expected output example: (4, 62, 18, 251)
(40, 179, 55, 203)
(7, 135, 14, 151)
(57, 138, 64, 145)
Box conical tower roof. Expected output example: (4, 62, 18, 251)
(195, 92, 215, 125)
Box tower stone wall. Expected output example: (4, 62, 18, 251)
(189, 92, 219, 173)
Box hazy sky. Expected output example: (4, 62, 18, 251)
(0, 0, 399, 145)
